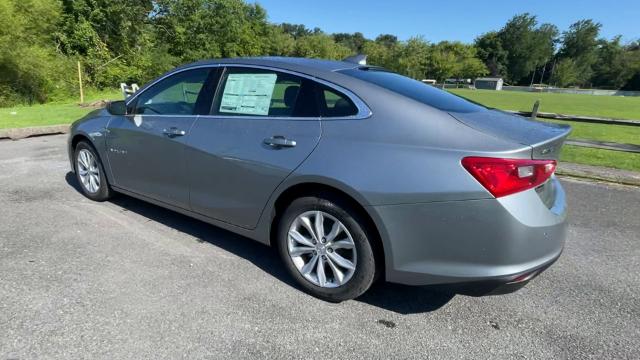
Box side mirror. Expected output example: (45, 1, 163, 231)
(107, 100, 127, 115)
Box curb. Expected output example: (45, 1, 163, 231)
(0, 125, 70, 140)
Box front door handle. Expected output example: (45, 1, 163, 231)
(163, 127, 186, 138)
(263, 135, 296, 148)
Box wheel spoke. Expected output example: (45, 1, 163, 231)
(326, 256, 345, 285)
(314, 211, 325, 239)
(78, 152, 88, 169)
(316, 257, 327, 287)
(289, 246, 314, 257)
(327, 251, 355, 270)
(289, 229, 314, 247)
(89, 174, 98, 192)
(299, 216, 317, 241)
(325, 221, 341, 242)
(301, 254, 318, 275)
(331, 239, 355, 250)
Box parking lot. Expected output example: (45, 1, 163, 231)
(1, 135, 639, 359)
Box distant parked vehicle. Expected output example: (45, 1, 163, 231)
(68, 56, 570, 301)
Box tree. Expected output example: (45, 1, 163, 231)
(0, 0, 75, 105)
(550, 58, 579, 87)
(293, 34, 351, 60)
(557, 19, 602, 86)
(333, 32, 366, 53)
(475, 31, 507, 76)
(496, 13, 558, 84)
(427, 42, 488, 81)
(397, 36, 430, 79)
(154, 0, 272, 61)
(591, 36, 635, 89)
(375, 34, 398, 48)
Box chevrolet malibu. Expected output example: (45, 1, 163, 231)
(68, 57, 570, 302)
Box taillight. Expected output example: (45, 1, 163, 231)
(461, 157, 556, 198)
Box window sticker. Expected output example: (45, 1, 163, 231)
(219, 73, 277, 115)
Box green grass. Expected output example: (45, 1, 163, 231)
(559, 145, 640, 172)
(449, 88, 640, 120)
(545, 119, 640, 145)
(0, 89, 121, 129)
(449, 88, 640, 171)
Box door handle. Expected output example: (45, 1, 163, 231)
(263, 135, 296, 148)
(163, 127, 186, 138)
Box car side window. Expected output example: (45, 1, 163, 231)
(318, 85, 358, 117)
(134, 68, 211, 115)
(213, 67, 318, 117)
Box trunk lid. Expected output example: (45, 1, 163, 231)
(449, 109, 571, 160)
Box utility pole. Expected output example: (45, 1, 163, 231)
(77, 61, 84, 104)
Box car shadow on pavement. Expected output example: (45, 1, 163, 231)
(66, 172, 455, 314)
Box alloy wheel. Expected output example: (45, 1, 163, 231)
(77, 149, 100, 193)
(287, 210, 357, 288)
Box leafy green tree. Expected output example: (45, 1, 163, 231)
(293, 33, 351, 59)
(475, 31, 507, 76)
(0, 0, 75, 105)
(429, 41, 488, 81)
(397, 36, 430, 79)
(375, 34, 398, 48)
(154, 0, 272, 61)
(496, 13, 558, 84)
(592, 36, 636, 89)
(333, 32, 367, 53)
(557, 19, 602, 86)
(550, 58, 579, 87)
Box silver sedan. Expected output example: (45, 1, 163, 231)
(68, 56, 570, 301)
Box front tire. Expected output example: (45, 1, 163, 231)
(277, 195, 377, 302)
(74, 140, 113, 202)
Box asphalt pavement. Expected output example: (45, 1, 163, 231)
(1, 135, 639, 359)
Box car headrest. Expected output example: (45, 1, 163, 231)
(284, 86, 300, 108)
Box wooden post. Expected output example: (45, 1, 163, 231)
(532, 100, 540, 120)
(77, 61, 84, 104)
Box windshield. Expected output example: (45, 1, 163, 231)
(339, 68, 486, 113)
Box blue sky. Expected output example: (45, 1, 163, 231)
(250, 0, 639, 43)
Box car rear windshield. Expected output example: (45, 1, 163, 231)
(339, 68, 485, 113)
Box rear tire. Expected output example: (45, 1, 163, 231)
(277, 194, 376, 302)
(74, 140, 113, 202)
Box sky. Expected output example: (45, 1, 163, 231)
(250, 0, 639, 44)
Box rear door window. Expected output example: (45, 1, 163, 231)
(339, 68, 485, 113)
(213, 67, 319, 118)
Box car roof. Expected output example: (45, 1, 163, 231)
(178, 56, 361, 77)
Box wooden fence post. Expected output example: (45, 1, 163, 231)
(532, 100, 540, 120)
(77, 61, 84, 104)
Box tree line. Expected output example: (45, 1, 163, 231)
(1, 0, 639, 107)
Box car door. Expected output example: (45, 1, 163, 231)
(106, 67, 216, 209)
(186, 66, 322, 229)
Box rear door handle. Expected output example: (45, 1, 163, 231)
(163, 127, 186, 138)
(263, 136, 296, 148)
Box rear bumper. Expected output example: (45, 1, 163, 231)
(371, 176, 567, 289)
(441, 251, 561, 296)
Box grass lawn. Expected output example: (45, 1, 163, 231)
(559, 145, 640, 172)
(0, 89, 121, 129)
(545, 119, 640, 145)
(449, 88, 640, 120)
(450, 88, 640, 171)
